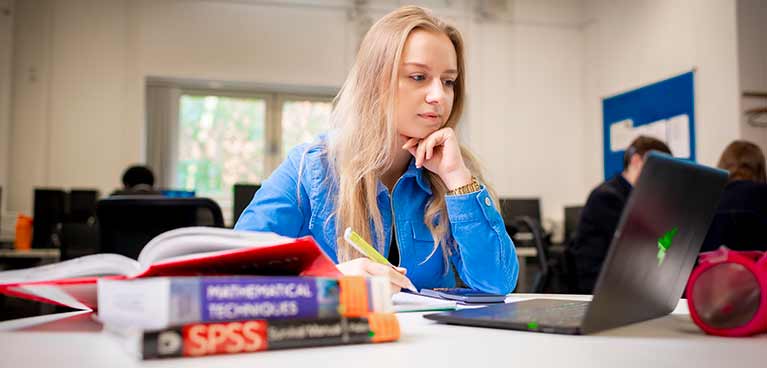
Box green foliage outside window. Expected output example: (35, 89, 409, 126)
(178, 95, 266, 195)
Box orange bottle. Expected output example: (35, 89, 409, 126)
(15, 214, 33, 251)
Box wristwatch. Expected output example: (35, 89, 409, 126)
(447, 176, 481, 195)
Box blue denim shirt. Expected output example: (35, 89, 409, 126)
(234, 139, 519, 294)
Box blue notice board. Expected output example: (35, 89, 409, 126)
(602, 71, 695, 180)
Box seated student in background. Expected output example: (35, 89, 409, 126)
(235, 6, 518, 294)
(569, 136, 671, 293)
(111, 165, 161, 196)
(701, 140, 767, 252)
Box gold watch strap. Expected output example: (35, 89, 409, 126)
(447, 176, 481, 195)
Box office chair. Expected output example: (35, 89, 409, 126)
(96, 196, 224, 259)
(233, 183, 261, 226)
(32, 189, 67, 248)
(514, 216, 551, 293)
(68, 189, 99, 222)
(500, 198, 553, 292)
(56, 189, 101, 261)
(563, 206, 584, 245)
(559, 205, 584, 293)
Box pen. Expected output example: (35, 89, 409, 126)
(343, 227, 418, 293)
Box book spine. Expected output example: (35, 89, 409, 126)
(174, 276, 391, 326)
(140, 313, 400, 359)
(99, 276, 390, 329)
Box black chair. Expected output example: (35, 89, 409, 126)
(563, 206, 584, 245)
(514, 216, 551, 293)
(96, 196, 224, 259)
(558, 205, 584, 293)
(32, 189, 67, 248)
(500, 198, 554, 292)
(68, 189, 99, 223)
(233, 183, 261, 226)
(59, 220, 101, 261)
(43, 189, 101, 260)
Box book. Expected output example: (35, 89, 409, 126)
(107, 314, 400, 359)
(97, 275, 393, 329)
(0, 227, 341, 310)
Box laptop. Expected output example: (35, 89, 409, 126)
(424, 152, 728, 334)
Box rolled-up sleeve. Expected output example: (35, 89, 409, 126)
(445, 186, 518, 294)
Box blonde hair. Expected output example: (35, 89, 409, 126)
(327, 6, 494, 266)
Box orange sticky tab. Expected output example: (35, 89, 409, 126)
(338, 276, 369, 317)
(367, 313, 400, 342)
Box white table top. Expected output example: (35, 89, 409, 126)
(0, 248, 60, 258)
(0, 294, 762, 368)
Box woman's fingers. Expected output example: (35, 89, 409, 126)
(416, 139, 428, 168)
(424, 136, 439, 160)
(363, 261, 414, 291)
(337, 259, 414, 294)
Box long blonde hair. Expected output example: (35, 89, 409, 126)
(327, 6, 493, 266)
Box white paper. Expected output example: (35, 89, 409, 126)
(666, 114, 691, 158)
(392, 292, 457, 312)
(610, 119, 635, 152)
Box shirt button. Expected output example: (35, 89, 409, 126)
(484, 197, 492, 206)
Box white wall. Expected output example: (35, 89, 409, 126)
(469, 2, 586, 236)
(6, 0, 752, 240)
(8, 0, 354, 214)
(7, 0, 588, 235)
(0, 0, 12, 217)
(582, 0, 741, 190)
(738, 0, 767, 151)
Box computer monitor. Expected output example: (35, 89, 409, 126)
(160, 189, 195, 198)
(32, 189, 67, 248)
(68, 189, 99, 223)
(499, 198, 542, 226)
(233, 183, 261, 225)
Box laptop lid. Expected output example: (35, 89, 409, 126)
(581, 152, 728, 333)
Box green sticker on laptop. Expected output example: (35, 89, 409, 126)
(657, 227, 678, 266)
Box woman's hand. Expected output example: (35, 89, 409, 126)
(402, 127, 472, 190)
(336, 258, 412, 295)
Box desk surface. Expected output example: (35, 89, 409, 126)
(0, 294, 762, 368)
(0, 248, 60, 258)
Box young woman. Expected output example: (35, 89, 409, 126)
(235, 6, 518, 294)
(701, 140, 767, 252)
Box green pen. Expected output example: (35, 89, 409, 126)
(343, 227, 418, 293)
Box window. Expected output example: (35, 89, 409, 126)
(280, 96, 334, 157)
(170, 89, 333, 226)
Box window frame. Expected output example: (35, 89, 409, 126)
(146, 79, 336, 226)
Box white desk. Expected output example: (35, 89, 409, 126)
(0, 249, 60, 259)
(0, 294, 762, 368)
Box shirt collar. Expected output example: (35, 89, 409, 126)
(376, 158, 433, 196)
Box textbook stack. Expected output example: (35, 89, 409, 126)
(98, 275, 400, 359)
(0, 227, 401, 359)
